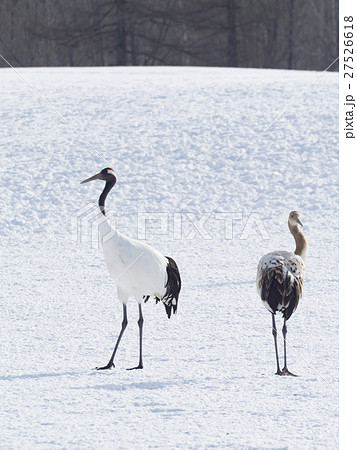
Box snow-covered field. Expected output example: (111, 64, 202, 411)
(0, 67, 338, 448)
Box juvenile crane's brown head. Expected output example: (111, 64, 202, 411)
(288, 210, 303, 228)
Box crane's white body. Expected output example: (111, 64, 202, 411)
(98, 213, 168, 304)
(256, 250, 305, 314)
(81, 168, 180, 370)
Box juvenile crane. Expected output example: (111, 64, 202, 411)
(81, 168, 181, 370)
(256, 211, 307, 376)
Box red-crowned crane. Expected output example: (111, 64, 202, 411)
(256, 211, 307, 376)
(81, 168, 181, 370)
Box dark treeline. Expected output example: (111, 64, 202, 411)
(0, 0, 338, 70)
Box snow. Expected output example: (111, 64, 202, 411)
(0, 67, 338, 448)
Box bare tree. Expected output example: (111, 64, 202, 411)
(0, 0, 338, 70)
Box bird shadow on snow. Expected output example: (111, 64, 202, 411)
(0, 370, 82, 382)
(73, 379, 196, 392)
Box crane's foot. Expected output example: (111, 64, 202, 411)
(94, 362, 115, 371)
(277, 367, 298, 377)
(126, 364, 143, 370)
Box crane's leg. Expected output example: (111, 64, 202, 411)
(272, 313, 281, 375)
(127, 304, 144, 370)
(281, 318, 297, 376)
(96, 304, 128, 370)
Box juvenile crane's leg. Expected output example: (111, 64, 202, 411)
(96, 304, 128, 370)
(127, 304, 144, 370)
(281, 318, 297, 376)
(272, 314, 281, 375)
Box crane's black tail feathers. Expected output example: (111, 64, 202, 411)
(161, 256, 181, 318)
(262, 266, 302, 320)
(142, 257, 181, 319)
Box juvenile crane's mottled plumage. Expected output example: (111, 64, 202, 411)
(81, 168, 181, 370)
(257, 251, 305, 320)
(256, 211, 307, 376)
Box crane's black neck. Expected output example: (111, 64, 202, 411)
(99, 178, 116, 216)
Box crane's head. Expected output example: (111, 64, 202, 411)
(80, 167, 116, 184)
(289, 210, 303, 227)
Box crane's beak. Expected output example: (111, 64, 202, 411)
(80, 173, 102, 184)
(296, 218, 303, 227)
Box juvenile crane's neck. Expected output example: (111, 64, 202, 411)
(288, 222, 308, 261)
(99, 178, 116, 216)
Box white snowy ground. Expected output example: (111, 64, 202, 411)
(0, 67, 338, 448)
